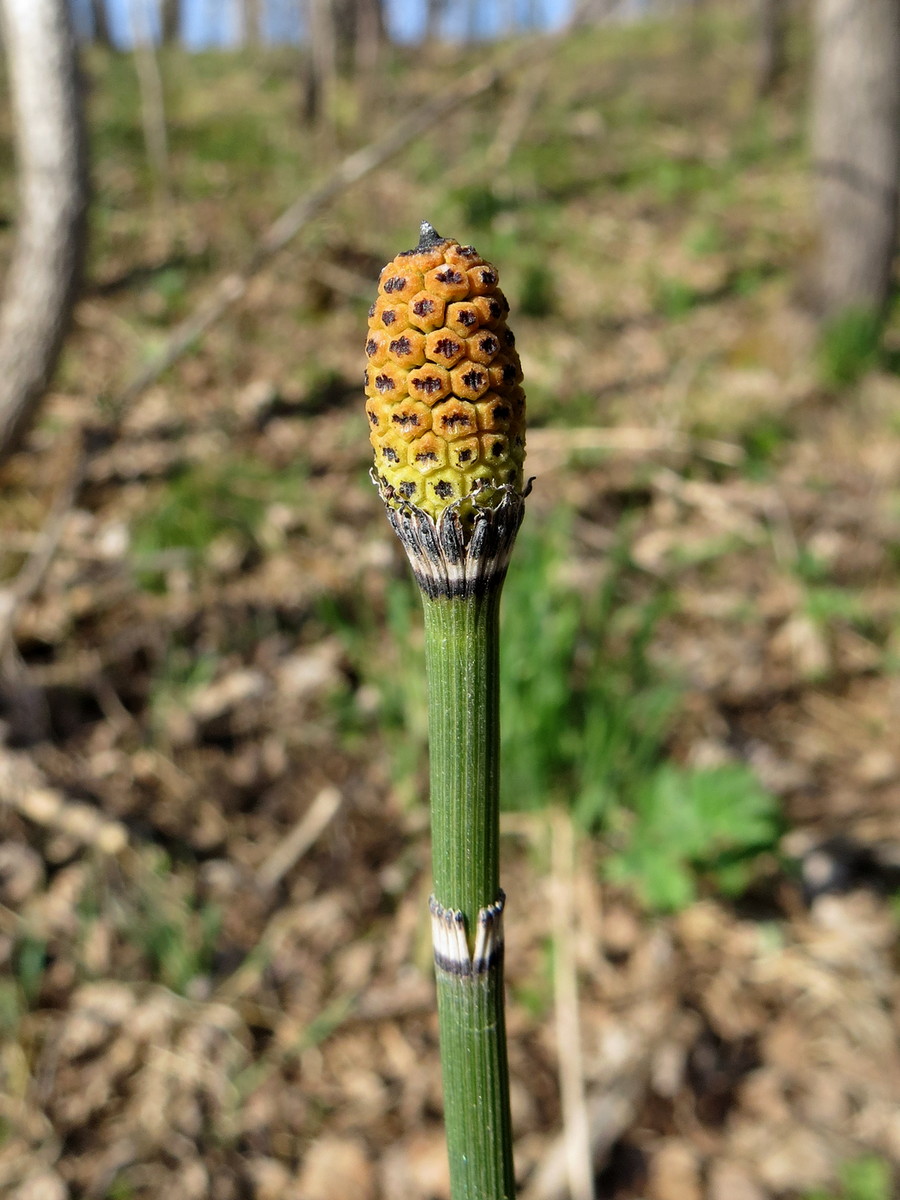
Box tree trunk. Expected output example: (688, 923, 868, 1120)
(160, 0, 181, 43)
(353, 0, 385, 73)
(464, 0, 479, 43)
(302, 0, 337, 125)
(130, 0, 172, 201)
(424, 0, 448, 43)
(811, 0, 900, 317)
(0, 0, 88, 461)
(90, 0, 113, 46)
(756, 0, 787, 97)
(243, 0, 263, 45)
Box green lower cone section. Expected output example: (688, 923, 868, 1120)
(422, 589, 516, 1200)
(436, 961, 516, 1200)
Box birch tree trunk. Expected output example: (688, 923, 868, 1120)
(0, 0, 88, 460)
(811, 0, 900, 317)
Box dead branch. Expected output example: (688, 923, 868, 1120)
(0, 432, 85, 658)
(111, 54, 506, 415)
(112, 13, 595, 417)
(0, 746, 128, 855)
(0, 28, 582, 671)
(522, 1074, 650, 1200)
(256, 785, 343, 892)
(550, 809, 595, 1200)
(130, 0, 173, 206)
(488, 0, 619, 168)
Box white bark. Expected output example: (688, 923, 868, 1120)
(811, 0, 900, 316)
(0, 0, 88, 458)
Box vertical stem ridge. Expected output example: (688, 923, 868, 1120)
(423, 589, 501, 921)
(436, 960, 516, 1200)
(422, 586, 516, 1200)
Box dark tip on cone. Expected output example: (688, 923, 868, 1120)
(417, 221, 448, 251)
(398, 222, 450, 258)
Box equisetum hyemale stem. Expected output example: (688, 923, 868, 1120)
(365, 222, 527, 1200)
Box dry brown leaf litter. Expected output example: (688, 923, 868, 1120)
(0, 26, 899, 1200)
(2, 356, 899, 1199)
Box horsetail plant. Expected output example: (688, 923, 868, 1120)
(366, 222, 527, 1200)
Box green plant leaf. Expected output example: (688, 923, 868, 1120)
(607, 764, 780, 911)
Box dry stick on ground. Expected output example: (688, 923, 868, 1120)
(130, 0, 173, 209)
(111, 53, 508, 416)
(0, 746, 128, 855)
(0, 48, 510, 706)
(523, 1076, 651, 1200)
(110, 2, 596, 417)
(488, 53, 557, 172)
(255, 785, 343, 892)
(0, 31, 580, 845)
(526, 426, 745, 472)
(0, 431, 85, 743)
(550, 809, 595, 1200)
(487, 0, 619, 169)
(0, 433, 85, 657)
(7, 21, 586, 570)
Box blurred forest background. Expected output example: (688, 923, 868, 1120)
(0, 1, 898, 1198)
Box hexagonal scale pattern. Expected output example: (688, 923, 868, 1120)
(366, 231, 525, 518)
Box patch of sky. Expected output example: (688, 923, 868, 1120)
(72, 0, 678, 50)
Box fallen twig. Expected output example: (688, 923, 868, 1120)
(522, 1074, 650, 1200)
(527, 425, 745, 469)
(550, 809, 595, 1200)
(0, 746, 128, 855)
(111, 55, 507, 416)
(0, 430, 85, 657)
(255, 785, 343, 891)
(2, 25, 589, 662)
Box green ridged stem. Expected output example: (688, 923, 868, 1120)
(422, 587, 516, 1200)
(423, 591, 501, 917)
(434, 957, 515, 1200)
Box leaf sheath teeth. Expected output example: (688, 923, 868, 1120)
(430, 892, 506, 976)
